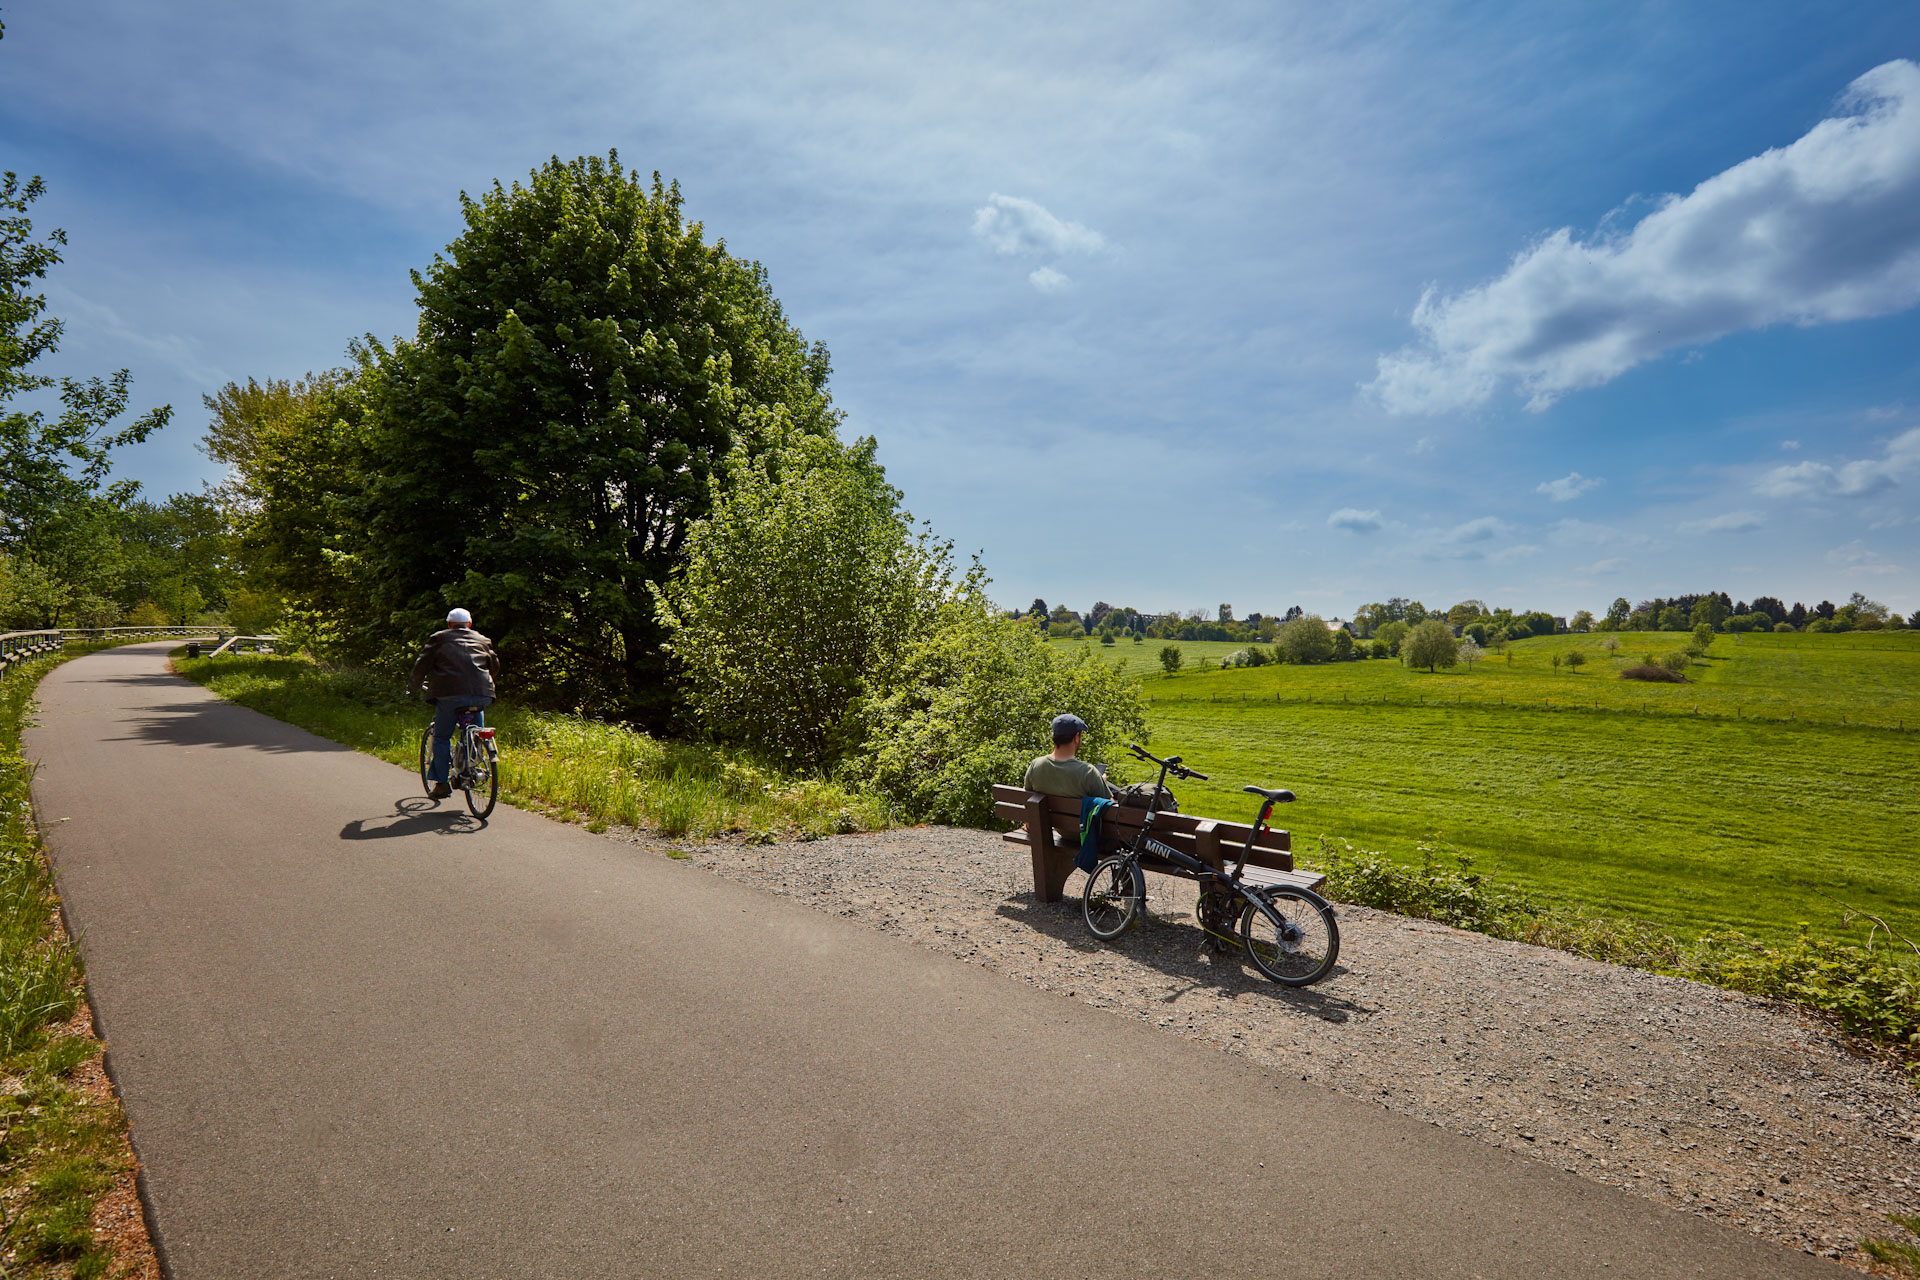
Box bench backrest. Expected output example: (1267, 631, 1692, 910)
(990, 783, 1294, 872)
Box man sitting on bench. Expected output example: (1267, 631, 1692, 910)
(1023, 713, 1118, 800)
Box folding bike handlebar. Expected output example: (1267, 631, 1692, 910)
(1125, 742, 1209, 781)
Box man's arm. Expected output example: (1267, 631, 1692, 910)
(408, 638, 433, 693)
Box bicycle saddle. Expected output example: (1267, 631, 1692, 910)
(1242, 785, 1295, 803)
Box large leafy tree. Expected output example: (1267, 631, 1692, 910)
(0, 171, 170, 624)
(359, 154, 838, 721)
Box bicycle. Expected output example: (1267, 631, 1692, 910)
(1082, 744, 1339, 986)
(418, 701, 499, 819)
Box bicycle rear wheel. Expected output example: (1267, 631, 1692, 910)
(464, 735, 498, 819)
(1241, 887, 1339, 986)
(417, 725, 433, 795)
(1083, 857, 1144, 941)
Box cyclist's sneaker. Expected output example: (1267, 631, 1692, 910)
(429, 782, 453, 799)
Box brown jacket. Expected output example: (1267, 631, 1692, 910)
(410, 628, 500, 700)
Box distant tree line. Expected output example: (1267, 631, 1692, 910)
(1015, 588, 1919, 655)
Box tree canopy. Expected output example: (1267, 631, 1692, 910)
(354, 153, 838, 721)
(1404, 618, 1459, 672)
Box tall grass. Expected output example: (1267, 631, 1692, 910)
(175, 653, 894, 840)
(0, 643, 136, 1277)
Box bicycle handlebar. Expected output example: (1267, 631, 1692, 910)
(1125, 742, 1209, 781)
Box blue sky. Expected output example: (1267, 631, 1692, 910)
(8, 1, 1920, 619)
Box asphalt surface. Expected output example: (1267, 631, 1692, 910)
(28, 643, 1843, 1279)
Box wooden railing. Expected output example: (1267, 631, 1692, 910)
(0, 628, 282, 682)
(0, 630, 65, 679)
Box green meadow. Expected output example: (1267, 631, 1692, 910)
(1081, 631, 1920, 949)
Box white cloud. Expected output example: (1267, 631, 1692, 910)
(1536, 471, 1602, 502)
(1327, 507, 1383, 533)
(1581, 556, 1629, 574)
(1028, 266, 1072, 293)
(1780, 440, 1801, 450)
(1368, 60, 1920, 414)
(1440, 515, 1504, 543)
(971, 194, 1106, 258)
(1754, 426, 1920, 498)
(1411, 435, 1435, 455)
(1827, 540, 1903, 575)
(1677, 511, 1764, 534)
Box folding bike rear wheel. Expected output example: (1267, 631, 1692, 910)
(1241, 887, 1339, 986)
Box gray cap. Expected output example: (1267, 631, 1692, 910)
(1051, 713, 1088, 743)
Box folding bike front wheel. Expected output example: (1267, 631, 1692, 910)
(1083, 857, 1145, 941)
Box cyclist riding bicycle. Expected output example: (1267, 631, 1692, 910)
(409, 607, 501, 800)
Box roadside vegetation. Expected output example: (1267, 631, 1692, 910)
(176, 653, 892, 841)
(1311, 840, 1918, 1080)
(0, 645, 143, 1278)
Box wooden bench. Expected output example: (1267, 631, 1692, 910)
(991, 783, 1326, 903)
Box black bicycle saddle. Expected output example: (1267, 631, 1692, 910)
(1242, 785, 1295, 803)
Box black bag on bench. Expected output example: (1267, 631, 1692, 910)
(1113, 781, 1177, 813)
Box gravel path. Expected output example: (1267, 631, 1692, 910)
(611, 823, 1920, 1272)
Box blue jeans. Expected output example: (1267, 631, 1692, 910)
(429, 696, 493, 784)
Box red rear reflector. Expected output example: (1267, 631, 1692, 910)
(475, 728, 496, 739)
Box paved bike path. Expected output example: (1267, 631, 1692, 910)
(29, 644, 1838, 1278)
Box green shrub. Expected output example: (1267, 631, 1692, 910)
(1277, 614, 1335, 664)
(1619, 663, 1687, 683)
(851, 602, 1145, 826)
(657, 435, 952, 771)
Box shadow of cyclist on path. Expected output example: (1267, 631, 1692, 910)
(340, 796, 486, 840)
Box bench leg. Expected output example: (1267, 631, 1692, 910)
(1032, 841, 1077, 903)
(1025, 795, 1078, 904)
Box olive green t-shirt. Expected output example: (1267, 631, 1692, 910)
(1023, 755, 1114, 799)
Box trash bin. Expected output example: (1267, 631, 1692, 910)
(186, 642, 201, 659)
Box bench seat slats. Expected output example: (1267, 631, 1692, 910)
(990, 791, 1290, 855)
(999, 830, 1325, 893)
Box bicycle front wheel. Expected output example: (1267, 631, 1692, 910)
(1083, 857, 1144, 941)
(465, 736, 498, 819)
(1241, 887, 1339, 986)
(418, 725, 433, 796)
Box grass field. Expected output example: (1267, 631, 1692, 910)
(1098, 631, 1920, 950)
(1047, 636, 1252, 675)
(1133, 630, 1920, 730)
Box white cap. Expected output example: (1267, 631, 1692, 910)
(446, 608, 473, 626)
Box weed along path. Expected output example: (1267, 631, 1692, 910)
(28, 645, 1846, 1280)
